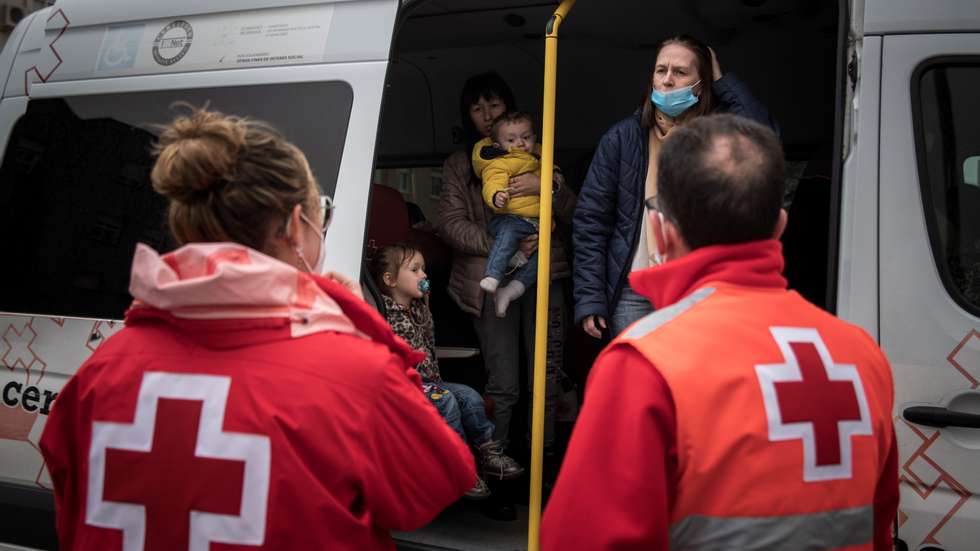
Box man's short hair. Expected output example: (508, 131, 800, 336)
(656, 114, 785, 250)
(490, 111, 535, 143)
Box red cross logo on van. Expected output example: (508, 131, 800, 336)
(86, 372, 271, 550)
(755, 327, 872, 481)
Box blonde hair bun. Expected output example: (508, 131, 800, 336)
(150, 105, 315, 251)
(151, 105, 247, 204)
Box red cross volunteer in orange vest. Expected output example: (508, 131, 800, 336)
(39, 107, 475, 550)
(542, 114, 898, 550)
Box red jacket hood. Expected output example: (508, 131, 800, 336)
(629, 239, 788, 310)
(125, 243, 424, 367)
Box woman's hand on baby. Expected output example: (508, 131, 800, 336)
(493, 191, 510, 208)
(507, 172, 541, 197)
(325, 270, 365, 300)
(518, 234, 538, 257)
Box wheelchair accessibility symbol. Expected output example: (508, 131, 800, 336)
(103, 35, 132, 67)
(97, 24, 143, 71)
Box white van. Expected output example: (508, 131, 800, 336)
(0, 0, 977, 550)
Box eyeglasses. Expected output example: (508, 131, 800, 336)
(320, 195, 334, 231)
(300, 194, 335, 240)
(644, 196, 659, 213)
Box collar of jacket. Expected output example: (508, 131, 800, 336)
(629, 239, 787, 310)
(125, 243, 424, 366)
(472, 136, 540, 172)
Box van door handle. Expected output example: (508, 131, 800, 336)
(903, 406, 980, 429)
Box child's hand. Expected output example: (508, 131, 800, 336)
(519, 234, 538, 257)
(493, 191, 509, 208)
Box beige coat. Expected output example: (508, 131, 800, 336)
(437, 150, 575, 316)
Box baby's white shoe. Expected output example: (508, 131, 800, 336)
(494, 281, 526, 317)
(480, 277, 500, 293)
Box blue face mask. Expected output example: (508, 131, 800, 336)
(650, 80, 701, 118)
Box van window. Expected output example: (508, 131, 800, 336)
(374, 166, 443, 225)
(0, 81, 352, 320)
(915, 61, 980, 314)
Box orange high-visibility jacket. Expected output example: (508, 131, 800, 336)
(542, 240, 898, 551)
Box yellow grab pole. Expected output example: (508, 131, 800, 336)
(529, 1, 575, 550)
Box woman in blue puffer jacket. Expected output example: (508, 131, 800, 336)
(573, 34, 778, 339)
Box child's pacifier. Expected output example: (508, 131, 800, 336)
(418, 278, 431, 294)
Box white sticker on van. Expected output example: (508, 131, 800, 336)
(93, 5, 333, 76)
(152, 20, 193, 67)
(97, 24, 144, 71)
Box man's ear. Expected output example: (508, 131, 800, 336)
(773, 208, 788, 240)
(664, 221, 685, 250)
(650, 210, 668, 256)
(652, 211, 691, 259)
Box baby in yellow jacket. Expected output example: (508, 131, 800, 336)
(473, 112, 543, 317)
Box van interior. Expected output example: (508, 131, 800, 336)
(370, 0, 844, 548)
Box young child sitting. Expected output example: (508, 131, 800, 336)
(370, 244, 525, 499)
(472, 111, 550, 317)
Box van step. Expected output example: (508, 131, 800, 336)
(394, 501, 529, 551)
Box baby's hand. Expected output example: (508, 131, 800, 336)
(493, 191, 509, 208)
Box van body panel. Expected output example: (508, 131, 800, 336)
(837, 36, 881, 340)
(865, 0, 980, 35)
(2, 7, 51, 99)
(879, 32, 980, 549)
(0, 96, 27, 164)
(849, 0, 865, 39)
(3, 0, 396, 98)
(0, 11, 36, 99)
(0, 315, 123, 490)
(45, 0, 377, 31)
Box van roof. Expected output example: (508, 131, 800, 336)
(46, 0, 359, 29)
(864, 0, 980, 34)
(2, 0, 392, 99)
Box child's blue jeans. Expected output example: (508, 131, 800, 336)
(425, 381, 495, 446)
(486, 214, 538, 288)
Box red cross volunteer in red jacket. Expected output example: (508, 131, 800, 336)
(39, 107, 475, 550)
(542, 114, 898, 550)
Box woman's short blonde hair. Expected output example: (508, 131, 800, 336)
(150, 105, 318, 252)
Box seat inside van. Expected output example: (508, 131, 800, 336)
(373, 0, 844, 548)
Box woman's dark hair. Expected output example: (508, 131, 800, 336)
(459, 72, 517, 150)
(640, 35, 716, 129)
